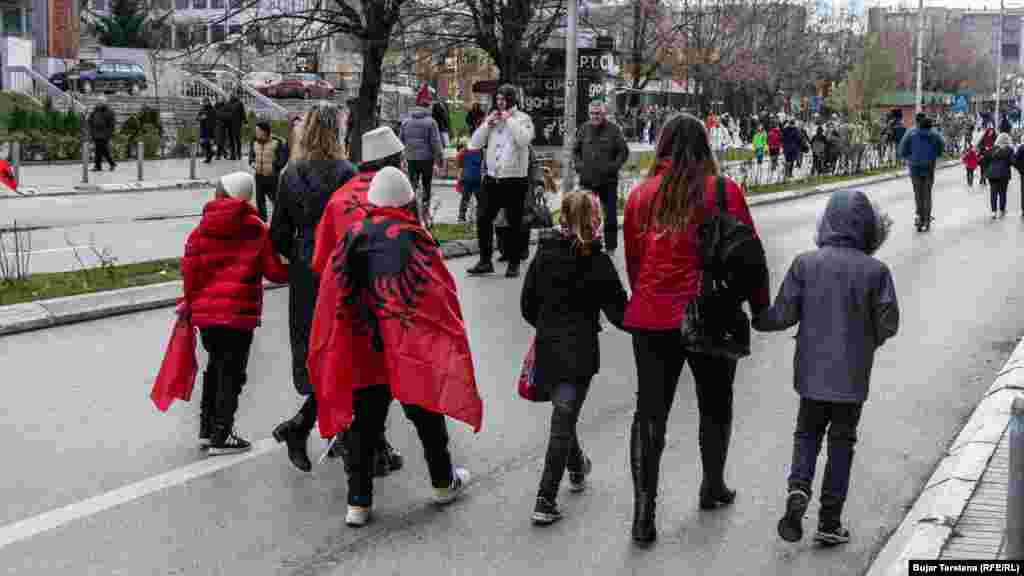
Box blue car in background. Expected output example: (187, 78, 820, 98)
(50, 60, 148, 96)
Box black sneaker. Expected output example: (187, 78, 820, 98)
(814, 524, 851, 545)
(568, 455, 592, 493)
(532, 497, 563, 525)
(467, 261, 494, 275)
(777, 489, 809, 542)
(207, 430, 252, 455)
(505, 262, 521, 278)
(373, 440, 404, 477)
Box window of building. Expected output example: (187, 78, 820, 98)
(211, 24, 226, 42)
(1004, 44, 1019, 60)
(175, 0, 188, 9)
(211, 0, 224, 8)
(229, 23, 242, 36)
(193, 0, 207, 8)
(2, 8, 22, 35)
(94, 0, 107, 11)
(230, 0, 242, 8)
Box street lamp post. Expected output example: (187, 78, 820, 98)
(562, 0, 579, 195)
(997, 0, 1005, 130)
(915, 0, 925, 115)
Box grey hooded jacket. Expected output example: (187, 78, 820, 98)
(753, 190, 899, 403)
(399, 107, 443, 162)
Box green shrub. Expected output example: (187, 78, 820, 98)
(8, 108, 27, 132)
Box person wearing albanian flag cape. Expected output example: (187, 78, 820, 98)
(308, 166, 483, 528)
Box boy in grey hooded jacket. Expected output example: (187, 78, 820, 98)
(753, 189, 899, 546)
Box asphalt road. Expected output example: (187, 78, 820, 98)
(1, 167, 1023, 575)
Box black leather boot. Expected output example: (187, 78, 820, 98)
(199, 370, 217, 448)
(699, 417, 736, 510)
(272, 396, 316, 472)
(630, 420, 664, 545)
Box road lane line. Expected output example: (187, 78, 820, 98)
(0, 437, 283, 550)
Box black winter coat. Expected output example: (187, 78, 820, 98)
(521, 233, 628, 392)
(270, 159, 357, 394)
(987, 147, 1014, 181)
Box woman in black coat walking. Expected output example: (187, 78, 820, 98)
(521, 190, 628, 524)
(269, 103, 358, 471)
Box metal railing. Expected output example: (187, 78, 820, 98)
(178, 72, 228, 101)
(7, 66, 87, 114)
(177, 71, 288, 119)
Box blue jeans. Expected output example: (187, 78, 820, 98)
(538, 378, 592, 501)
(788, 398, 863, 522)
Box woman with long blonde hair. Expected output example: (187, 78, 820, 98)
(269, 102, 358, 472)
(621, 113, 771, 545)
(520, 189, 628, 525)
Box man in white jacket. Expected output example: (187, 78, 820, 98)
(467, 84, 535, 278)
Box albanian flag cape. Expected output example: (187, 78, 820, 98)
(308, 207, 483, 439)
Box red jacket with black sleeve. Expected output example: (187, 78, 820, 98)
(623, 163, 771, 331)
(182, 197, 289, 330)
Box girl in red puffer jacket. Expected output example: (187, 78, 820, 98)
(180, 172, 289, 456)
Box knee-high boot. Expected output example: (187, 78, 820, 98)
(699, 414, 736, 509)
(273, 396, 316, 472)
(631, 419, 665, 545)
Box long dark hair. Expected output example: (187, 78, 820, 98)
(646, 113, 719, 231)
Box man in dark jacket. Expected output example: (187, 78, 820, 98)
(215, 99, 230, 160)
(782, 120, 803, 179)
(432, 101, 450, 148)
(88, 96, 117, 172)
(400, 86, 443, 225)
(573, 101, 630, 253)
(198, 98, 216, 164)
(228, 94, 246, 161)
(897, 113, 945, 231)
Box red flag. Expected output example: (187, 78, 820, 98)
(151, 316, 198, 412)
(310, 208, 483, 438)
(0, 160, 16, 192)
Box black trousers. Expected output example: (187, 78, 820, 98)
(347, 385, 454, 507)
(254, 174, 277, 222)
(538, 378, 592, 501)
(477, 176, 528, 264)
(631, 329, 737, 491)
(788, 398, 863, 525)
(911, 169, 935, 222)
(990, 177, 1009, 213)
(93, 139, 115, 170)
(408, 159, 435, 213)
(967, 168, 975, 187)
(593, 181, 619, 251)
(229, 125, 242, 160)
(199, 326, 254, 435)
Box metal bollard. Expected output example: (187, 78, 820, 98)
(189, 139, 197, 180)
(11, 141, 20, 187)
(80, 139, 88, 184)
(136, 141, 144, 182)
(1007, 396, 1024, 559)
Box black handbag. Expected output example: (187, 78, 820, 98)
(680, 177, 763, 360)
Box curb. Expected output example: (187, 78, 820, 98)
(0, 233, 527, 338)
(866, 337, 1024, 576)
(0, 162, 956, 337)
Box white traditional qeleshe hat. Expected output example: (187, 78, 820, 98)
(368, 166, 415, 208)
(219, 172, 254, 200)
(362, 126, 405, 163)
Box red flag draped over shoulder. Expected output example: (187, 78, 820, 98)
(309, 207, 482, 439)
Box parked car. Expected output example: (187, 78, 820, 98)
(51, 60, 148, 95)
(260, 73, 335, 99)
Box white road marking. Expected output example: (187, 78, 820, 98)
(27, 246, 92, 255)
(0, 437, 284, 550)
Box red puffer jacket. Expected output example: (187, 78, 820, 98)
(767, 127, 783, 152)
(182, 197, 289, 330)
(622, 162, 770, 331)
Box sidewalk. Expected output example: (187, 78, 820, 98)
(0, 161, 956, 337)
(866, 339, 1024, 575)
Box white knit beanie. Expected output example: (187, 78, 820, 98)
(368, 166, 414, 208)
(219, 172, 254, 200)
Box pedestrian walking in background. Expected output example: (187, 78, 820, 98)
(88, 95, 117, 172)
(179, 172, 290, 455)
(467, 84, 535, 278)
(753, 124, 767, 166)
(978, 126, 996, 187)
(985, 132, 1014, 220)
(573, 100, 630, 254)
(811, 126, 828, 175)
(1014, 138, 1024, 216)
(521, 190, 628, 525)
(962, 144, 978, 189)
(897, 113, 945, 232)
(768, 122, 782, 171)
(754, 189, 899, 546)
(621, 113, 771, 545)
(215, 98, 230, 161)
(308, 166, 482, 527)
(249, 120, 289, 222)
(432, 100, 451, 149)
(455, 139, 483, 223)
(198, 97, 216, 164)
(401, 85, 444, 227)
(269, 103, 358, 472)
(228, 94, 247, 161)
(467, 102, 486, 133)
(782, 120, 803, 179)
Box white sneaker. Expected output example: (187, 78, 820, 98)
(345, 505, 371, 527)
(993, 212, 999, 220)
(432, 467, 471, 505)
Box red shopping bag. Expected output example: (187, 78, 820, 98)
(517, 337, 550, 402)
(150, 316, 198, 412)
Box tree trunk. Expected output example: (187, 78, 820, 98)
(350, 36, 388, 164)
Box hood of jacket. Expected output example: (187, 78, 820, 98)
(410, 107, 431, 119)
(199, 197, 261, 239)
(815, 189, 882, 253)
(538, 233, 603, 283)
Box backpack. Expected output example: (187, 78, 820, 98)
(680, 177, 767, 360)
